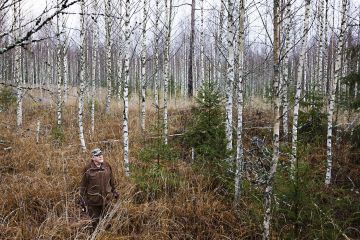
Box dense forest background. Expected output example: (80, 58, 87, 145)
(0, 0, 359, 239)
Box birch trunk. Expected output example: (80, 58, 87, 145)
(217, 3, 225, 89)
(117, 0, 123, 101)
(263, 0, 280, 238)
(315, 0, 325, 92)
(123, 0, 131, 176)
(226, 0, 235, 151)
(140, 0, 148, 133)
(63, 49, 68, 103)
(187, 0, 195, 97)
(199, 0, 204, 87)
(91, 0, 99, 136)
(325, 0, 348, 186)
(234, 0, 245, 203)
(163, 0, 172, 145)
(291, 0, 311, 177)
(281, 0, 292, 142)
(56, 1, 63, 126)
(105, 0, 112, 113)
(14, 1, 23, 128)
(154, 0, 160, 107)
(322, 0, 329, 94)
(78, 0, 86, 151)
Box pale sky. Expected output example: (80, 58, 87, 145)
(18, 0, 360, 48)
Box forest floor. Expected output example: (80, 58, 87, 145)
(0, 89, 359, 239)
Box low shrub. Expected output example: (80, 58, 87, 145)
(0, 87, 16, 111)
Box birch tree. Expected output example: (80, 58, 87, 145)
(14, 0, 22, 128)
(56, 0, 63, 126)
(78, 0, 86, 151)
(123, 0, 131, 176)
(140, 0, 148, 133)
(163, 0, 172, 145)
(225, 0, 235, 151)
(91, 0, 99, 136)
(291, 0, 311, 177)
(105, 0, 112, 113)
(322, 0, 329, 94)
(263, 0, 281, 238)
(325, 0, 348, 186)
(199, 0, 204, 87)
(280, 0, 292, 142)
(315, 0, 325, 92)
(187, 0, 195, 97)
(154, 0, 160, 107)
(63, 42, 69, 103)
(216, 3, 225, 89)
(234, 0, 245, 202)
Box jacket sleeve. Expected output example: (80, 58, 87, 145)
(79, 167, 88, 202)
(109, 165, 117, 193)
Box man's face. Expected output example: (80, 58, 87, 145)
(92, 154, 104, 164)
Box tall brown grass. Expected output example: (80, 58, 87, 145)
(0, 91, 262, 239)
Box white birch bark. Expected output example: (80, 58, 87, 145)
(36, 120, 41, 144)
(217, 3, 225, 89)
(325, 0, 348, 186)
(163, 0, 172, 145)
(140, 0, 148, 133)
(91, 0, 99, 136)
(226, 0, 235, 151)
(154, 0, 160, 107)
(315, 0, 325, 92)
(63, 49, 68, 103)
(263, 0, 281, 238)
(199, 0, 204, 87)
(291, 0, 311, 177)
(123, 0, 131, 176)
(117, 0, 123, 101)
(281, 0, 292, 142)
(14, 0, 23, 128)
(78, 0, 86, 151)
(187, 0, 195, 97)
(322, 0, 329, 94)
(234, 0, 245, 203)
(56, 0, 63, 126)
(105, 0, 112, 113)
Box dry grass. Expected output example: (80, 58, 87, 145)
(0, 91, 261, 239)
(1, 89, 358, 239)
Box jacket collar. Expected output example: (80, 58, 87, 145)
(91, 160, 103, 168)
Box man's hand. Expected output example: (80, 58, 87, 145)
(79, 199, 86, 212)
(113, 191, 119, 200)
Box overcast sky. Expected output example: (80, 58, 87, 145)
(21, 0, 360, 48)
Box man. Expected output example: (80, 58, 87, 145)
(79, 148, 119, 230)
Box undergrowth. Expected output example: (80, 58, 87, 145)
(0, 92, 359, 239)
